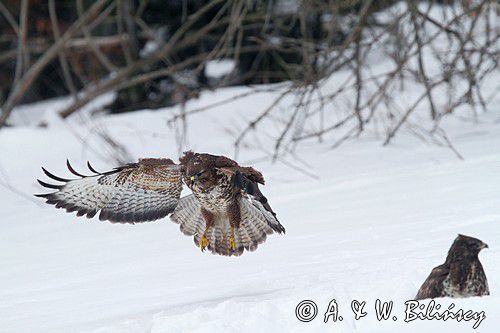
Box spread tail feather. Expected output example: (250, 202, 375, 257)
(170, 195, 284, 256)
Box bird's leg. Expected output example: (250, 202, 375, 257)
(227, 201, 241, 252)
(200, 208, 214, 252)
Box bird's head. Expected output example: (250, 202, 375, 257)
(446, 234, 488, 262)
(185, 168, 217, 190)
(180, 151, 222, 191)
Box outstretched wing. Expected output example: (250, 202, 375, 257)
(217, 166, 285, 234)
(35, 158, 183, 224)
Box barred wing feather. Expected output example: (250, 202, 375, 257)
(35, 159, 183, 224)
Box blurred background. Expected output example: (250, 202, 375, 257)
(0, 0, 497, 162)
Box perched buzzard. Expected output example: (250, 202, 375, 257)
(35, 151, 285, 256)
(415, 234, 489, 299)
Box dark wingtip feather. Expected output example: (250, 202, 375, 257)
(42, 167, 71, 182)
(55, 201, 67, 208)
(76, 210, 87, 217)
(65, 205, 78, 213)
(86, 210, 98, 218)
(66, 159, 87, 177)
(271, 219, 286, 234)
(37, 179, 63, 190)
(34, 193, 53, 198)
(87, 161, 101, 174)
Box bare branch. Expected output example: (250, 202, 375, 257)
(0, 0, 111, 128)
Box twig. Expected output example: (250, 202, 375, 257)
(76, 0, 117, 72)
(13, 0, 29, 88)
(0, 1, 18, 34)
(0, 0, 111, 128)
(48, 0, 78, 99)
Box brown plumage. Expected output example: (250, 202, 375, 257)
(415, 234, 489, 300)
(35, 152, 285, 256)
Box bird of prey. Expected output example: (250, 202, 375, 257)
(35, 151, 285, 256)
(415, 234, 489, 299)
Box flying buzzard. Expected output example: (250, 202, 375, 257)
(415, 234, 489, 299)
(35, 151, 285, 256)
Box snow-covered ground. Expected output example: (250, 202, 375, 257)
(0, 82, 499, 332)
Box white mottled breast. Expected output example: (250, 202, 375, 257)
(442, 262, 489, 297)
(442, 275, 464, 298)
(189, 174, 235, 213)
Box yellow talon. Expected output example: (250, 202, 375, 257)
(229, 226, 236, 251)
(199, 235, 209, 252)
(230, 236, 236, 251)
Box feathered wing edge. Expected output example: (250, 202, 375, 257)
(230, 169, 285, 233)
(35, 159, 182, 223)
(35, 160, 110, 219)
(170, 194, 284, 256)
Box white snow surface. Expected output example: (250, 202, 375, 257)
(205, 59, 236, 79)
